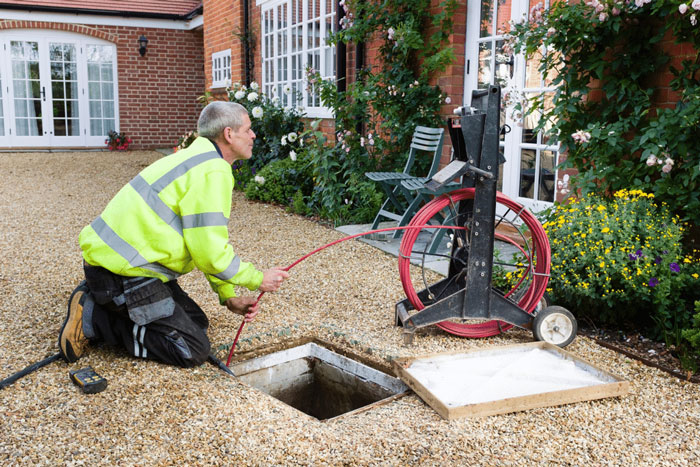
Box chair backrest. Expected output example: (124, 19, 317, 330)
(403, 126, 445, 177)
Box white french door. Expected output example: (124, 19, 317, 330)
(465, 0, 559, 213)
(0, 30, 118, 148)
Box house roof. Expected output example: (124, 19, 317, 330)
(0, 1, 202, 19)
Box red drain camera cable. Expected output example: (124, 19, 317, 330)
(225, 190, 549, 367)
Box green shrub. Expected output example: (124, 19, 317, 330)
(544, 189, 700, 344)
(232, 159, 254, 191)
(244, 152, 314, 206)
(227, 82, 306, 171)
(681, 301, 700, 372)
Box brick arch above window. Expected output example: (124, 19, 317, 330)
(0, 21, 118, 44)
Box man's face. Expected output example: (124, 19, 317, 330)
(227, 114, 256, 161)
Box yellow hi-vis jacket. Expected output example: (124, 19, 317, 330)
(79, 136, 263, 303)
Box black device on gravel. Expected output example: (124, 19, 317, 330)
(69, 366, 108, 394)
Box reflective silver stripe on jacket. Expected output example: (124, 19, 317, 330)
(181, 212, 228, 229)
(128, 151, 221, 236)
(214, 255, 241, 281)
(133, 324, 147, 358)
(90, 217, 179, 280)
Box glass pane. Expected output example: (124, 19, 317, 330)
(525, 48, 544, 89)
(53, 101, 66, 118)
(13, 80, 27, 98)
(540, 150, 557, 202)
(477, 42, 492, 88)
(496, 0, 511, 34)
(103, 119, 115, 133)
(52, 81, 64, 99)
(16, 118, 28, 135)
(89, 100, 102, 118)
(88, 63, 100, 81)
(51, 62, 63, 80)
(103, 101, 114, 118)
(66, 81, 78, 100)
(28, 61, 40, 80)
(65, 100, 76, 118)
(102, 83, 113, 100)
(14, 99, 28, 117)
(54, 118, 66, 136)
(480, 0, 495, 38)
(67, 118, 79, 136)
(519, 149, 537, 199)
(494, 40, 510, 88)
(65, 63, 77, 80)
(89, 82, 101, 99)
(30, 80, 41, 99)
(90, 119, 102, 136)
(50, 44, 62, 62)
(12, 61, 26, 79)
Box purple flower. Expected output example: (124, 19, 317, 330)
(628, 253, 637, 261)
(648, 277, 659, 287)
(654, 256, 662, 264)
(636, 249, 643, 258)
(670, 262, 680, 273)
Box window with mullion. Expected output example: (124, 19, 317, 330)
(261, 0, 335, 117)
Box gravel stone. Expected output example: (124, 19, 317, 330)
(1, 151, 699, 465)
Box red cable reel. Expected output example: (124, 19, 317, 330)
(397, 188, 551, 338)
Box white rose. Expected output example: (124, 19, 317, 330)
(252, 106, 263, 119)
(247, 92, 259, 102)
(234, 90, 246, 100)
(289, 150, 297, 161)
(281, 136, 287, 146)
(250, 81, 259, 90)
(283, 84, 292, 95)
(692, 0, 700, 11)
(679, 4, 689, 14)
(287, 132, 298, 142)
(254, 175, 265, 185)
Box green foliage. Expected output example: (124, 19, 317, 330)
(297, 0, 455, 222)
(231, 159, 255, 191)
(226, 82, 306, 170)
(681, 301, 700, 371)
(244, 151, 315, 206)
(544, 189, 700, 353)
(508, 0, 700, 226)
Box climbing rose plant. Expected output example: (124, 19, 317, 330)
(508, 0, 700, 227)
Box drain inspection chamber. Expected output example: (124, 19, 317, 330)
(228, 340, 409, 421)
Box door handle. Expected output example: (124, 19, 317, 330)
(40, 86, 46, 102)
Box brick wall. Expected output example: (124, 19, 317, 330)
(0, 20, 204, 150)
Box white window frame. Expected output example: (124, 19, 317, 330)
(211, 49, 231, 89)
(259, 0, 336, 119)
(0, 29, 118, 148)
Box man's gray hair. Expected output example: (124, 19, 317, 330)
(197, 101, 249, 139)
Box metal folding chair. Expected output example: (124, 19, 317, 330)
(365, 126, 445, 237)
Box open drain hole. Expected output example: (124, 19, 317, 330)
(230, 342, 408, 421)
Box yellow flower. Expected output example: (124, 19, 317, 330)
(602, 227, 610, 233)
(693, 273, 699, 279)
(684, 258, 692, 263)
(599, 262, 605, 267)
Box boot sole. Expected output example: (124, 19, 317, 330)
(58, 285, 89, 363)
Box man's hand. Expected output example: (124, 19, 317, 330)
(259, 267, 290, 292)
(225, 296, 260, 322)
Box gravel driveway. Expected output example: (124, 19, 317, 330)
(0, 151, 698, 465)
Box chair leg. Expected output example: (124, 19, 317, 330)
(393, 191, 429, 239)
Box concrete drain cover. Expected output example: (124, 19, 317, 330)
(230, 342, 408, 421)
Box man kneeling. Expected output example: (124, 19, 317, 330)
(58, 102, 289, 367)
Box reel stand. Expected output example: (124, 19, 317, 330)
(395, 85, 577, 347)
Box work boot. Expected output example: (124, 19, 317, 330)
(58, 282, 90, 363)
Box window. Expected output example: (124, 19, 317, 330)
(212, 49, 231, 88)
(261, 0, 336, 118)
(86, 44, 116, 137)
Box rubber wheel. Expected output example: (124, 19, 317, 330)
(532, 305, 577, 347)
